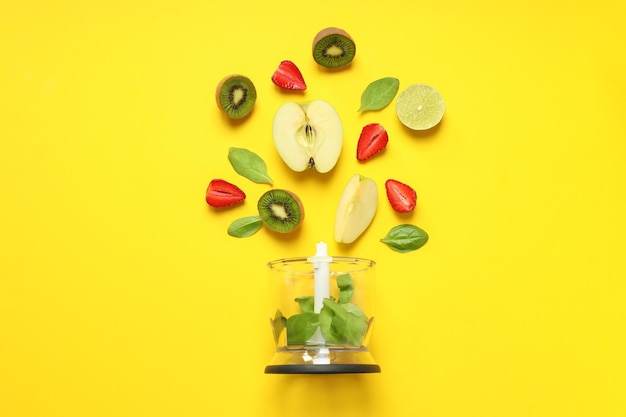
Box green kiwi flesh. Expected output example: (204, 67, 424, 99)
(312, 27, 356, 69)
(216, 75, 257, 119)
(257, 189, 304, 233)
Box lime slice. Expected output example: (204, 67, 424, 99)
(395, 84, 445, 130)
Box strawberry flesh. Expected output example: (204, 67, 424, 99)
(271, 60, 307, 91)
(357, 123, 388, 161)
(205, 179, 246, 207)
(385, 179, 417, 213)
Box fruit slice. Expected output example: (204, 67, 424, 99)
(272, 99, 343, 173)
(257, 189, 305, 233)
(312, 27, 356, 69)
(356, 123, 388, 161)
(271, 60, 307, 91)
(215, 74, 257, 119)
(205, 179, 246, 208)
(334, 174, 378, 244)
(395, 84, 445, 130)
(385, 179, 417, 213)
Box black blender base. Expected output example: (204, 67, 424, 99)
(265, 364, 381, 374)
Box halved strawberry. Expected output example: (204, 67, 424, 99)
(385, 179, 417, 213)
(271, 60, 307, 91)
(357, 123, 388, 161)
(205, 179, 246, 208)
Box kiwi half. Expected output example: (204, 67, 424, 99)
(215, 74, 257, 119)
(312, 27, 356, 69)
(257, 189, 304, 233)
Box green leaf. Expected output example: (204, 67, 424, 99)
(357, 77, 400, 112)
(286, 313, 319, 345)
(294, 295, 314, 313)
(272, 309, 287, 344)
(336, 273, 354, 304)
(228, 147, 273, 184)
(319, 299, 368, 347)
(380, 224, 429, 253)
(227, 216, 262, 238)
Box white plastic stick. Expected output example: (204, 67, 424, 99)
(310, 241, 331, 314)
(306, 242, 332, 363)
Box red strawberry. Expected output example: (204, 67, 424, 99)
(205, 179, 246, 208)
(357, 123, 388, 161)
(271, 60, 307, 91)
(385, 179, 417, 213)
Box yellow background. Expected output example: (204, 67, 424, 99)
(1, 1, 625, 416)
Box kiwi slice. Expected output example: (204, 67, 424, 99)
(215, 74, 257, 119)
(257, 189, 305, 233)
(312, 27, 356, 69)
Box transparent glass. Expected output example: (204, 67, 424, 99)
(265, 256, 380, 374)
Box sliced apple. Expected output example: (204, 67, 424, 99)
(334, 174, 378, 244)
(272, 99, 343, 173)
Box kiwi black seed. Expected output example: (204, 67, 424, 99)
(312, 27, 356, 69)
(215, 74, 257, 119)
(257, 189, 304, 233)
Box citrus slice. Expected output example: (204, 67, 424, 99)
(395, 84, 445, 130)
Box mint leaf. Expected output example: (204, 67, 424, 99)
(272, 309, 287, 344)
(227, 216, 262, 238)
(228, 147, 273, 184)
(294, 295, 314, 313)
(336, 273, 354, 304)
(284, 274, 368, 347)
(319, 299, 368, 347)
(286, 313, 319, 345)
(357, 77, 400, 112)
(380, 224, 429, 253)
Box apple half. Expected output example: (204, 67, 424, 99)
(334, 174, 378, 244)
(272, 99, 343, 173)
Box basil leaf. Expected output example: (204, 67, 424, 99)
(286, 312, 319, 345)
(272, 309, 287, 344)
(319, 299, 368, 347)
(294, 295, 314, 313)
(380, 224, 429, 253)
(228, 147, 273, 184)
(227, 215, 262, 238)
(357, 77, 400, 112)
(336, 273, 354, 304)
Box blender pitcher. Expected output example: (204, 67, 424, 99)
(265, 243, 380, 374)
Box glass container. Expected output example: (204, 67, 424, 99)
(265, 256, 380, 374)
